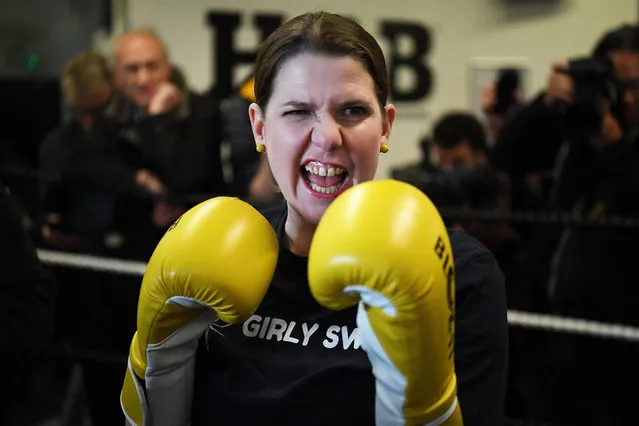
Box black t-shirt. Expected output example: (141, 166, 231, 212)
(191, 203, 508, 426)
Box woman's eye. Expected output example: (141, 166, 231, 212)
(343, 106, 367, 117)
(284, 110, 309, 117)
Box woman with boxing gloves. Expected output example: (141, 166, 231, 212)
(121, 11, 508, 426)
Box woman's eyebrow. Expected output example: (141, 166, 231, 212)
(339, 99, 373, 107)
(281, 100, 312, 109)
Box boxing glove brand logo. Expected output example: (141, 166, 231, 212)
(434, 235, 456, 360)
(242, 314, 361, 351)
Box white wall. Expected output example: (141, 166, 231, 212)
(127, 0, 636, 178)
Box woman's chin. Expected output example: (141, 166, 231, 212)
(301, 204, 330, 228)
(289, 197, 329, 228)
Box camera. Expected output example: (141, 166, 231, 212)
(392, 163, 509, 214)
(492, 68, 521, 116)
(560, 55, 625, 139)
(424, 165, 509, 211)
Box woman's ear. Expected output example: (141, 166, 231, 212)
(249, 103, 265, 147)
(381, 104, 396, 147)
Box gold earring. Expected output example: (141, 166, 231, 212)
(256, 144, 266, 153)
(380, 144, 389, 153)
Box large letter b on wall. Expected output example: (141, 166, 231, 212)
(381, 22, 433, 102)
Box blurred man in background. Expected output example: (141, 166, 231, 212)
(491, 23, 639, 425)
(0, 182, 57, 424)
(36, 50, 130, 426)
(430, 111, 489, 170)
(37, 30, 228, 425)
(392, 112, 520, 284)
(65, 29, 227, 260)
(38, 51, 114, 255)
(481, 68, 525, 144)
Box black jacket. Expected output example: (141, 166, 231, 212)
(0, 182, 57, 419)
(63, 69, 227, 203)
(60, 71, 228, 259)
(38, 121, 116, 254)
(491, 92, 639, 323)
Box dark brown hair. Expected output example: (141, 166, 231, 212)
(433, 111, 488, 153)
(592, 24, 639, 60)
(253, 12, 389, 113)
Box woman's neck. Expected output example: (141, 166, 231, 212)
(283, 205, 317, 257)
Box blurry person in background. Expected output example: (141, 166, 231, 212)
(481, 68, 525, 144)
(0, 182, 57, 424)
(399, 111, 527, 421)
(427, 112, 522, 290)
(37, 51, 129, 426)
(492, 23, 639, 323)
(219, 75, 260, 197)
(390, 111, 489, 190)
(431, 111, 489, 171)
(490, 23, 639, 425)
(393, 112, 523, 291)
(66, 29, 227, 260)
(48, 35, 229, 424)
(219, 75, 281, 205)
(482, 69, 548, 230)
(109, 28, 226, 246)
(38, 51, 114, 255)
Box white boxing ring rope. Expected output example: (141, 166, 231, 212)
(38, 249, 147, 276)
(36, 248, 639, 343)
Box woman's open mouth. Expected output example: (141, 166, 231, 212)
(301, 161, 349, 198)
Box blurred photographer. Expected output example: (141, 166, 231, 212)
(493, 24, 639, 213)
(482, 68, 525, 144)
(392, 111, 489, 185)
(393, 112, 522, 288)
(491, 24, 639, 424)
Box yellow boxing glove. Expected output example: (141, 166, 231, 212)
(121, 197, 279, 426)
(308, 180, 462, 426)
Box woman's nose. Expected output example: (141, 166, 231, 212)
(311, 116, 342, 151)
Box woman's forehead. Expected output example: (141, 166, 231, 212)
(271, 53, 376, 100)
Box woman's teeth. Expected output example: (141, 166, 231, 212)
(303, 164, 347, 194)
(310, 182, 341, 194)
(304, 164, 344, 177)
